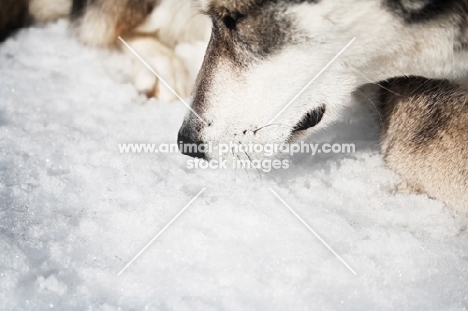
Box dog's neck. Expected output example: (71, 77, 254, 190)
(359, 20, 468, 85)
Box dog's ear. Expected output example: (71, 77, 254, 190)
(387, 0, 453, 22)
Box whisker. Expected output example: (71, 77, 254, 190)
(243, 151, 262, 181)
(236, 154, 251, 180)
(231, 147, 237, 180)
(356, 88, 383, 126)
(253, 123, 293, 134)
(351, 69, 402, 97)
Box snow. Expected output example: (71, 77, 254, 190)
(1, 21, 468, 310)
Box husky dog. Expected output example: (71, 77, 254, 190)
(377, 76, 468, 212)
(0, 0, 210, 101)
(178, 0, 468, 161)
(2, 0, 468, 206)
(3, 0, 467, 154)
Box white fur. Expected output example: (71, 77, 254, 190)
(69, 0, 210, 99)
(128, 0, 211, 100)
(125, 36, 192, 101)
(136, 0, 211, 47)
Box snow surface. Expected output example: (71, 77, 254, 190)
(1, 21, 468, 310)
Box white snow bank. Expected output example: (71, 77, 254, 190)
(0, 21, 467, 310)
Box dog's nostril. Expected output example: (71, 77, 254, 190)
(177, 131, 206, 160)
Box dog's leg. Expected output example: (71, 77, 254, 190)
(124, 36, 191, 102)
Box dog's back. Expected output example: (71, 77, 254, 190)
(379, 77, 468, 212)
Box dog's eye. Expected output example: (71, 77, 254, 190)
(222, 13, 240, 30)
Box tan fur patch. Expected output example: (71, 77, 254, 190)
(29, 0, 72, 23)
(379, 77, 468, 212)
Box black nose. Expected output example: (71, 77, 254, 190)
(178, 130, 206, 160)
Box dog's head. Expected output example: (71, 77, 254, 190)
(178, 0, 446, 160)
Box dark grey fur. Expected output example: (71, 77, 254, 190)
(385, 0, 457, 22)
(0, 0, 30, 42)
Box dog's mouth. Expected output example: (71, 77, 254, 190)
(292, 105, 326, 133)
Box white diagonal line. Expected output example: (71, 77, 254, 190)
(269, 188, 357, 276)
(117, 188, 206, 276)
(268, 37, 356, 124)
(118, 36, 208, 126)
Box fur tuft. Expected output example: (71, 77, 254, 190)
(29, 0, 72, 23)
(71, 0, 157, 46)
